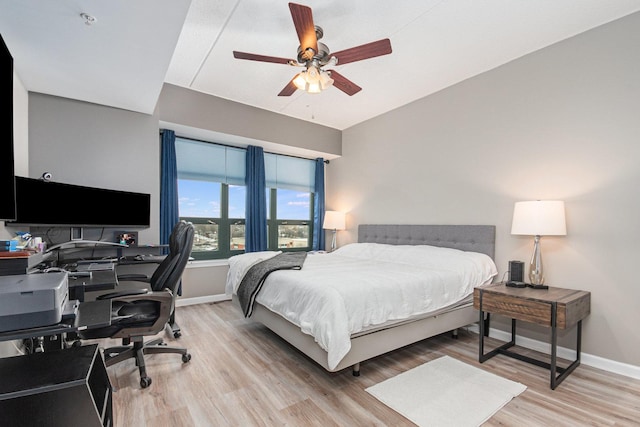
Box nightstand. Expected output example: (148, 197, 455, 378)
(473, 282, 591, 389)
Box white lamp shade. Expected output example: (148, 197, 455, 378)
(511, 201, 566, 236)
(323, 211, 346, 230)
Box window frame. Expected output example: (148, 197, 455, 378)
(176, 138, 316, 260)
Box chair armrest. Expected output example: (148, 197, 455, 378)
(116, 273, 151, 282)
(97, 288, 149, 300)
(110, 289, 174, 338)
(118, 255, 166, 265)
(110, 289, 173, 304)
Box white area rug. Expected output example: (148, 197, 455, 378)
(365, 355, 526, 427)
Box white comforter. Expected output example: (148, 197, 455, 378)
(226, 243, 497, 370)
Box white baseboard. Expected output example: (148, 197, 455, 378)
(467, 324, 640, 380)
(176, 294, 230, 307)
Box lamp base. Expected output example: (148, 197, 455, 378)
(329, 229, 337, 252)
(529, 235, 545, 286)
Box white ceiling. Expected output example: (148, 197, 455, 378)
(2, 0, 639, 130)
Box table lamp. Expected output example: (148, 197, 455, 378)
(511, 200, 566, 288)
(323, 211, 345, 252)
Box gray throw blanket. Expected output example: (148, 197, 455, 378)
(237, 252, 307, 318)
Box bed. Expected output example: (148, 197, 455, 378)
(228, 224, 496, 375)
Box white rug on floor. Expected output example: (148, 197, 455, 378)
(365, 355, 526, 427)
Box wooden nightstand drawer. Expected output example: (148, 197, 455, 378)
(473, 285, 590, 329)
(474, 292, 552, 326)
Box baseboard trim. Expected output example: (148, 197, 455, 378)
(176, 294, 230, 307)
(467, 324, 640, 380)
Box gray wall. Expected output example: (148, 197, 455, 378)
(27, 93, 161, 244)
(330, 12, 640, 366)
(158, 83, 341, 157)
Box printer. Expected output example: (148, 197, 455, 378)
(0, 272, 68, 332)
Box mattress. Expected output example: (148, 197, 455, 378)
(227, 242, 497, 369)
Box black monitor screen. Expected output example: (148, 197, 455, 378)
(8, 176, 151, 228)
(0, 33, 16, 221)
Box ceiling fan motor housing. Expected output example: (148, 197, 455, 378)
(297, 41, 331, 65)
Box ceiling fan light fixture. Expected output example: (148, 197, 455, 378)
(307, 81, 322, 94)
(293, 72, 307, 91)
(319, 70, 334, 90)
(292, 66, 331, 94)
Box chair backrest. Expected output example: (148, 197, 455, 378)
(149, 221, 195, 293)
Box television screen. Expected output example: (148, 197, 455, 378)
(8, 176, 151, 228)
(0, 33, 16, 221)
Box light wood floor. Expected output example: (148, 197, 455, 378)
(102, 301, 640, 426)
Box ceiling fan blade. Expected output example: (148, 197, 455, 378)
(233, 51, 294, 64)
(289, 3, 318, 60)
(329, 70, 362, 96)
(278, 78, 298, 96)
(332, 38, 392, 65)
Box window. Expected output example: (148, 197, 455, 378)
(265, 153, 315, 252)
(268, 188, 314, 250)
(175, 138, 316, 259)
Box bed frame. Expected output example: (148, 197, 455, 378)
(243, 224, 496, 375)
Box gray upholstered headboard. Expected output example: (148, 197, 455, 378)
(357, 224, 496, 259)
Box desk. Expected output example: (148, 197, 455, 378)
(0, 299, 112, 343)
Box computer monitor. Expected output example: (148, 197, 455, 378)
(8, 176, 151, 228)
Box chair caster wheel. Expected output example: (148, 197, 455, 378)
(140, 377, 152, 388)
(182, 353, 191, 363)
(174, 331, 181, 338)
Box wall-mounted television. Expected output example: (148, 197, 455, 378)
(0, 33, 16, 221)
(7, 176, 151, 228)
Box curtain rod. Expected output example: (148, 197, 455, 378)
(162, 130, 330, 164)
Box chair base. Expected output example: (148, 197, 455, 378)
(103, 337, 191, 388)
(168, 311, 181, 338)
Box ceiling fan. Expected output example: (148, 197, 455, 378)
(232, 2, 392, 96)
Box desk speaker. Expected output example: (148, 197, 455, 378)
(509, 260, 524, 283)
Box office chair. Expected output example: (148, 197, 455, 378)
(79, 221, 195, 388)
(116, 247, 187, 338)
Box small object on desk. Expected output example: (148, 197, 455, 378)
(506, 280, 526, 288)
(117, 231, 138, 247)
(0, 239, 19, 252)
(506, 280, 549, 289)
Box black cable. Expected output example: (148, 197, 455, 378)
(500, 270, 509, 283)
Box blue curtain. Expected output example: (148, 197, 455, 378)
(312, 158, 325, 251)
(245, 146, 267, 252)
(160, 129, 179, 254)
